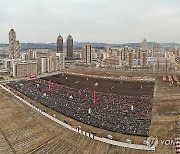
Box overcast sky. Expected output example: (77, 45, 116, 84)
(0, 0, 180, 44)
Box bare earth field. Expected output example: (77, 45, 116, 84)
(0, 68, 179, 154)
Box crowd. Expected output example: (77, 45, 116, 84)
(44, 73, 155, 97)
(8, 79, 153, 137)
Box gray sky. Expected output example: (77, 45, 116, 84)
(0, 0, 180, 43)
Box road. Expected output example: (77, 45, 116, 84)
(0, 71, 62, 84)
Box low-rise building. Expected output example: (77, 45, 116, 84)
(13, 61, 38, 77)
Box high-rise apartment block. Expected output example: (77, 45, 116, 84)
(9, 29, 21, 59)
(56, 34, 65, 69)
(3, 59, 15, 70)
(57, 34, 63, 52)
(142, 38, 147, 50)
(66, 34, 73, 60)
(9, 29, 16, 59)
(127, 50, 135, 68)
(82, 43, 92, 64)
(134, 47, 148, 67)
(56, 52, 65, 69)
(141, 50, 148, 67)
(22, 53, 29, 61)
(37, 56, 61, 73)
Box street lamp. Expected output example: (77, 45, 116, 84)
(24, 69, 27, 80)
(93, 82, 98, 106)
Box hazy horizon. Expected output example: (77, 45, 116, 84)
(0, 0, 180, 44)
(0, 41, 180, 45)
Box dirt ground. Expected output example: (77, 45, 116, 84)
(0, 68, 179, 154)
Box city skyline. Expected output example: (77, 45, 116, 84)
(0, 0, 180, 44)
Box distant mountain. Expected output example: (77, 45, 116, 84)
(158, 43, 180, 47)
(0, 42, 179, 50)
(0, 44, 8, 48)
(21, 43, 56, 50)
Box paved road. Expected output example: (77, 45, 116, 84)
(0, 71, 61, 84)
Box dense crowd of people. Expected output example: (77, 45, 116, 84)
(44, 73, 155, 97)
(8, 78, 154, 137)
